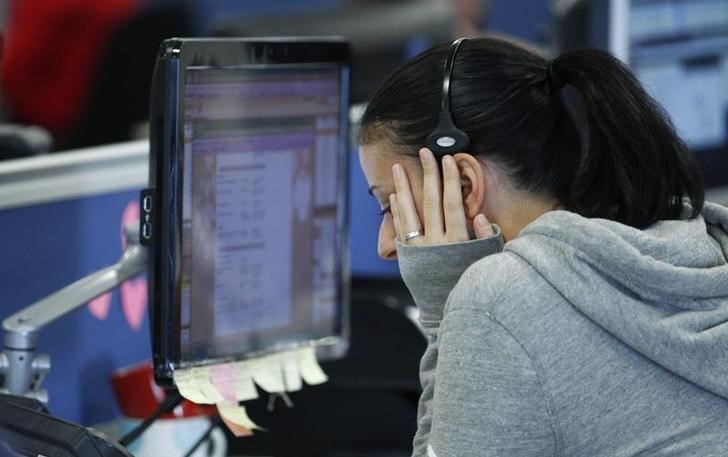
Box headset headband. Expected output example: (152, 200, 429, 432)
(426, 38, 471, 155)
(440, 38, 467, 113)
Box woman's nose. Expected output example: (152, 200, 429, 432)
(378, 217, 397, 260)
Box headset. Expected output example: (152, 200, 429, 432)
(425, 38, 471, 155)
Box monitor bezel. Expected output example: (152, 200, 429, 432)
(147, 38, 351, 386)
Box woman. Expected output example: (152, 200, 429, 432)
(358, 37, 728, 456)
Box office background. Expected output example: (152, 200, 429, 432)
(0, 0, 726, 435)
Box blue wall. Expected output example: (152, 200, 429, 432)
(488, 0, 551, 44)
(0, 191, 150, 425)
(186, 0, 342, 33)
(348, 148, 400, 278)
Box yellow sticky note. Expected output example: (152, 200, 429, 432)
(281, 351, 303, 392)
(234, 364, 259, 402)
(250, 354, 285, 393)
(174, 368, 210, 404)
(217, 404, 263, 432)
(174, 366, 224, 404)
(199, 384, 224, 404)
(221, 415, 253, 437)
(297, 347, 328, 385)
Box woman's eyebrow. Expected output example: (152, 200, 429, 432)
(367, 186, 379, 197)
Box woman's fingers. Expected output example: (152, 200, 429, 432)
(473, 213, 494, 239)
(390, 193, 403, 240)
(419, 148, 444, 240)
(441, 155, 468, 239)
(393, 155, 492, 246)
(392, 163, 424, 244)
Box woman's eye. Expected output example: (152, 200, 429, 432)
(379, 206, 391, 216)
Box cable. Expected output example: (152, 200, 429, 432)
(181, 416, 222, 457)
(119, 390, 184, 447)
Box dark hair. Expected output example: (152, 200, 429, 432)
(359, 37, 704, 229)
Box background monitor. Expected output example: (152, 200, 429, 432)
(626, 0, 728, 188)
(554, 0, 728, 189)
(146, 38, 351, 385)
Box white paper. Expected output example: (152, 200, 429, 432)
(234, 366, 259, 402)
(281, 351, 303, 392)
(250, 354, 285, 393)
(217, 404, 262, 431)
(296, 347, 328, 385)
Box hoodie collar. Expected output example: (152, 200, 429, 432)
(510, 202, 728, 303)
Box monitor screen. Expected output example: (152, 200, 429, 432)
(628, 0, 728, 186)
(554, 0, 728, 188)
(145, 39, 350, 384)
(180, 68, 343, 362)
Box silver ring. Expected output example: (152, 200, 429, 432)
(403, 230, 423, 242)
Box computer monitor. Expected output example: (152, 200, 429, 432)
(144, 38, 351, 385)
(626, 0, 728, 187)
(555, 0, 728, 188)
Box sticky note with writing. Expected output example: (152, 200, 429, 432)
(209, 363, 238, 405)
(174, 366, 224, 404)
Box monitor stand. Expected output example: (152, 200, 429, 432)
(0, 222, 146, 402)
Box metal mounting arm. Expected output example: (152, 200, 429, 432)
(0, 222, 147, 401)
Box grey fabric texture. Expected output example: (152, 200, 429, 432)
(397, 202, 728, 457)
(397, 225, 505, 455)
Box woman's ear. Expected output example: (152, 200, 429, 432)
(453, 153, 486, 219)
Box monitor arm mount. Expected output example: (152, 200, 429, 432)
(0, 222, 146, 402)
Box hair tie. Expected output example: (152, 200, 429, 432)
(547, 59, 566, 90)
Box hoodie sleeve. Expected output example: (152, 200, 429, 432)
(395, 227, 503, 457)
(427, 304, 558, 457)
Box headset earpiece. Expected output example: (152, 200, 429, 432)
(425, 38, 471, 156)
(426, 111, 470, 153)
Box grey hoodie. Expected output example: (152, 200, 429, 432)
(396, 202, 728, 457)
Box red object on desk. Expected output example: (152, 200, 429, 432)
(111, 361, 216, 419)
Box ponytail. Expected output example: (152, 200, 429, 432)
(553, 49, 704, 228)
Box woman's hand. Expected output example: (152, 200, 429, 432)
(390, 148, 494, 246)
